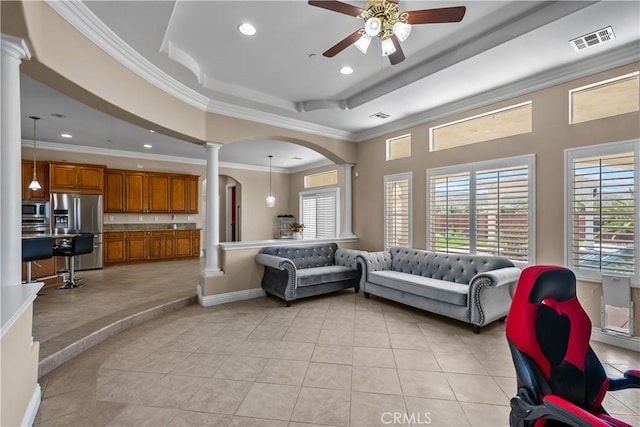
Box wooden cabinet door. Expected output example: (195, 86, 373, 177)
(77, 166, 104, 193)
(49, 163, 78, 191)
(187, 176, 199, 213)
(174, 230, 192, 257)
(104, 170, 125, 212)
(104, 232, 126, 264)
(191, 230, 200, 257)
(22, 160, 49, 201)
(125, 172, 147, 213)
(148, 231, 162, 260)
(170, 175, 187, 213)
(125, 232, 147, 261)
(147, 174, 169, 212)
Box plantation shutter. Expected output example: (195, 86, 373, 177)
(570, 152, 635, 276)
(429, 172, 471, 254)
(301, 190, 337, 238)
(385, 175, 411, 248)
(475, 165, 529, 262)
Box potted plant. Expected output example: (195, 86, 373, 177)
(289, 223, 304, 239)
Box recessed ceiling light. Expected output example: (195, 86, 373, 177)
(61, 133, 72, 138)
(340, 66, 354, 75)
(149, 129, 155, 133)
(143, 144, 152, 148)
(238, 23, 256, 36)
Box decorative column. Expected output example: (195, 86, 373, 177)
(204, 142, 223, 273)
(340, 163, 355, 237)
(1, 34, 31, 287)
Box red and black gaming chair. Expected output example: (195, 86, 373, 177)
(506, 265, 640, 426)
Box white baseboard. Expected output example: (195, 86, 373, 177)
(22, 384, 41, 427)
(591, 328, 640, 352)
(197, 285, 265, 307)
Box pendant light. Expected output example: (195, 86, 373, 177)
(28, 116, 42, 191)
(266, 155, 276, 207)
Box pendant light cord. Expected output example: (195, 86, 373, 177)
(269, 155, 273, 197)
(33, 117, 37, 169)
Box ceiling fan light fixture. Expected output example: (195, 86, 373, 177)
(381, 37, 396, 56)
(393, 21, 412, 42)
(364, 17, 382, 37)
(354, 34, 372, 54)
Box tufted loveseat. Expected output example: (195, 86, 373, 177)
(256, 243, 363, 306)
(357, 247, 521, 333)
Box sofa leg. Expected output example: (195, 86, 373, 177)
(286, 301, 291, 307)
(473, 325, 481, 334)
(364, 292, 370, 299)
(354, 287, 360, 293)
(499, 316, 507, 322)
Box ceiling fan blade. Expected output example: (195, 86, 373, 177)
(308, 0, 363, 17)
(323, 29, 362, 57)
(388, 35, 405, 65)
(407, 6, 466, 25)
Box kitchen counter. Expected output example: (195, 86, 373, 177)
(22, 233, 78, 239)
(104, 223, 198, 232)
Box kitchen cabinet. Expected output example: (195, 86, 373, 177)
(187, 176, 199, 213)
(104, 170, 125, 212)
(104, 232, 126, 264)
(22, 160, 49, 201)
(125, 231, 148, 261)
(125, 172, 146, 213)
(147, 174, 170, 213)
(49, 162, 104, 194)
(104, 229, 199, 265)
(103, 168, 199, 213)
(169, 175, 187, 213)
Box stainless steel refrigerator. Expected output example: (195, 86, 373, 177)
(51, 193, 103, 270)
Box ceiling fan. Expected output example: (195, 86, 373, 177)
(309, 0, 466, 65)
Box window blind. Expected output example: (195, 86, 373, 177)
(570, 152, 635, 276)
(301, 190, 337, 238)
(385, 175, 411, 248)
(429, 172, 471, 254)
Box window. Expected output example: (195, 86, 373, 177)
(570, 72, 639, 124)
(300, 188, 339, 238)
(384, 173, 412, 248)
(430, 101, 532, 151)
(427, 155, 534, 264)
(386, 134, 412, 160)
(304, 170, 338, 188)
(565, 141, 638, 281)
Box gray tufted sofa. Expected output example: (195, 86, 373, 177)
(357, 247, 521, 333)
(256, 243, 363, 306)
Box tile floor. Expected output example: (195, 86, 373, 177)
(33, 266, 640, 427)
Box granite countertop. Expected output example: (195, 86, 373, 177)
(104, 223, 199, 232)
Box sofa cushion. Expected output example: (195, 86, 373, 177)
(388, 247, 514, 285)
(297, 265, 359, 287)
(368, 270, 469, 306)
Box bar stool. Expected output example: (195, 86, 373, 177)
(22, 237, 54, 284)
(53, 233, 94, 289)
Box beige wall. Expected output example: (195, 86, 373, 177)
(1, 305, 40, 427)
(353, 62, 640, 335)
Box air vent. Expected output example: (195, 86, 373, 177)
(570, 26, 615, 51)
(370, 112, 390, 119)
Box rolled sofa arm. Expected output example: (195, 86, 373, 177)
(335, 248, 366, 270)
(356, 251, 392, 290)
(469, 266, 522, 327)
(255, 253, 298, 300)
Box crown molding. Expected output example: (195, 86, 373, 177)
(45, 0, 355, 142)
(287, 159, 334, 174)
(23, 140, 295, 173)
(352, 42, 640, 142)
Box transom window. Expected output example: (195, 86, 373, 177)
(304, 170, 338, 189)
(570, 72, 639, 124)
(565, 141, 638, 281)
(384, 173, 412, 248)
(386, 134, 412, 160)
(300, 188, 340, 239)
(427, 155, 535, 264)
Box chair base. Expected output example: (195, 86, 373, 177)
(58, 276, 85, 289)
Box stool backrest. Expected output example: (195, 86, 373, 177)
(72, 233, 95, 256)
(22, 237, 54, 262)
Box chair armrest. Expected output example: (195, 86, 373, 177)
(335, 248, 364, 270)
(255, 253, 296, 271)
(470, 267, 521, 289)
(608, 370, 640, 391)
(510, 389, 608, 427)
